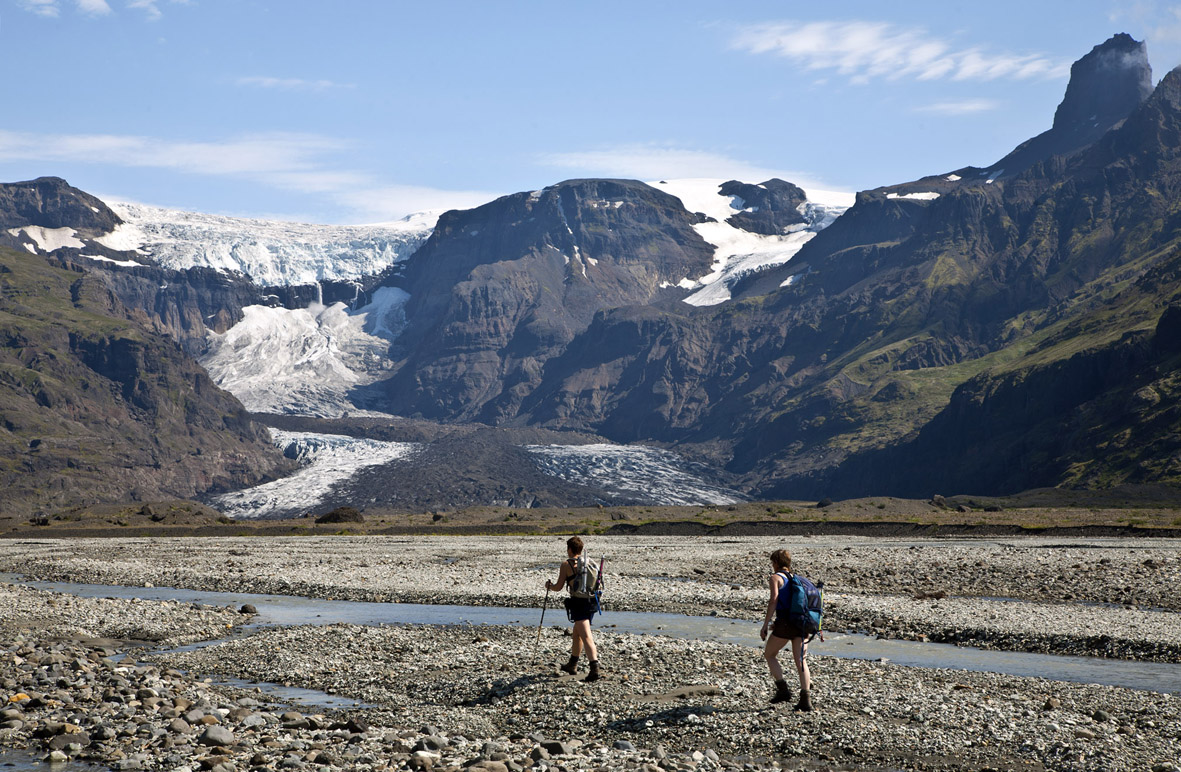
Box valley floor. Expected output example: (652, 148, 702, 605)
(1, 536, 1179, 771)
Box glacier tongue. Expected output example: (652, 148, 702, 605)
(210, 430, 418, 519)
(527, 443, 746, 506)
(200, 287, 410, 417)
(103, 201, 437, 286)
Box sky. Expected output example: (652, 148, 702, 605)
(3, 0, 1181, 224)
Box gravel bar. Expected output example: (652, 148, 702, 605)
(1, 535, 1178, 660)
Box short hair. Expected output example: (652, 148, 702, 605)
(567, 536, 585, 555)
(770, 549, 791, 571)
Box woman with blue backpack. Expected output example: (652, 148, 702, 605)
(760, 548, 816, 711)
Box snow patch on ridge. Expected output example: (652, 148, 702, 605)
(201, 289, 410, 417)
(527, 443, 746, 506)
(7, 226, 85, 252)
(652, 179, 852, 307)
(210, 430, 418, 519)
(103, 201, 438, 286)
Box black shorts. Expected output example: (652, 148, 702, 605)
(564, 596, 596, 622)
(771, 616, 803, 640)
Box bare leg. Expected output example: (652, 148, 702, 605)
(570, 628, 583, 658)
(573, 619, 597, 661)
(791, 637, 811, 692)
(763, 635, 789, 682)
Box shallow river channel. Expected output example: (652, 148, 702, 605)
(9, 576, 1181, 698)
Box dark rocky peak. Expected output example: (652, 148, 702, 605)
(0, 176, 122, 233)
(716, 178, 808, 235)
(396, 177, 713, 302)
(1099, 63, 1181, 163)
(976, 33, 1152, 180)
(377, 178, 716, 422)
(1053, 34, 1151, 131)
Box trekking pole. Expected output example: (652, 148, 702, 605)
(593, 558, 605, 615)
(534, 587, 550, 656)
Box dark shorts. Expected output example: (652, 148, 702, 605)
(771, 616, 803, 640)
(564, 596, 597, 623)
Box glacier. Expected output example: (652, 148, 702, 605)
(101, 201, 438, 286)
(200, 287, 410, 417)
(527, 443, 746, 506)
(210, 430, 419, 519)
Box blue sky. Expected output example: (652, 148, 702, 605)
(2, 0, 1180, 224)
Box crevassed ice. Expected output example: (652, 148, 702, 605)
(210, 430, 418, 519)
(200, 288, 411, 418)
(526, 443, 746, 506)
(102, 201, 438, 286)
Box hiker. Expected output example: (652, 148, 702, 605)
(544, 535, 602, 682)
(760, 548, 813, 710)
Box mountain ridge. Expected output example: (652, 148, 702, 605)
(2, 32, 1179, 515)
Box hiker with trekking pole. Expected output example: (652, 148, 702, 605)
(542, 535, 604, 682)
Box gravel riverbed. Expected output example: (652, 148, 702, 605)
(2, 536, 1178, 660)
(0, 535, 1179, 771)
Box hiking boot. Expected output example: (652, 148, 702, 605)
(770, 679, 792, 704)
(793, 689, 813, 712)
(559, 656, 579, 675)
(585, 660, 602, 682)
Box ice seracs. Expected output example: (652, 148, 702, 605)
(103, 201, 439, 286)
(652, 179, 852, 307)
(200, 288, 411, 417)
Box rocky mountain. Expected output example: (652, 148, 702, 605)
(971, 32, 1153, 182)
(0, 246, 290, 517)
(375, 178, 717, 422)
(515, 34, 1181, 498)
(3, 32, 1178, 513)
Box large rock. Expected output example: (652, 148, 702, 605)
(197, 725, 235, 747)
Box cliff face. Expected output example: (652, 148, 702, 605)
(0, 247, 289, 517)
(0, 176, 121, 234)
(378, 178, 715, 422)
(63, 259, 264, 355)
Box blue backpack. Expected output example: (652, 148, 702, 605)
(775, 571, 823, 642)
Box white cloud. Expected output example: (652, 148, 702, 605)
(914, 98, 1002, 115)
(237, 76, 356, 92)
(17, 0, 181, 18)
(127, 0, 162, 20)
(0, 128, 494, 222)
(1110, 2, 1181, 76)
(77, 0, 112, 14)
(18, 0, 60, 16)
(731, 20, 1070, 84)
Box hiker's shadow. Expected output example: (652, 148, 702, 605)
(463, 673, 549, 706)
